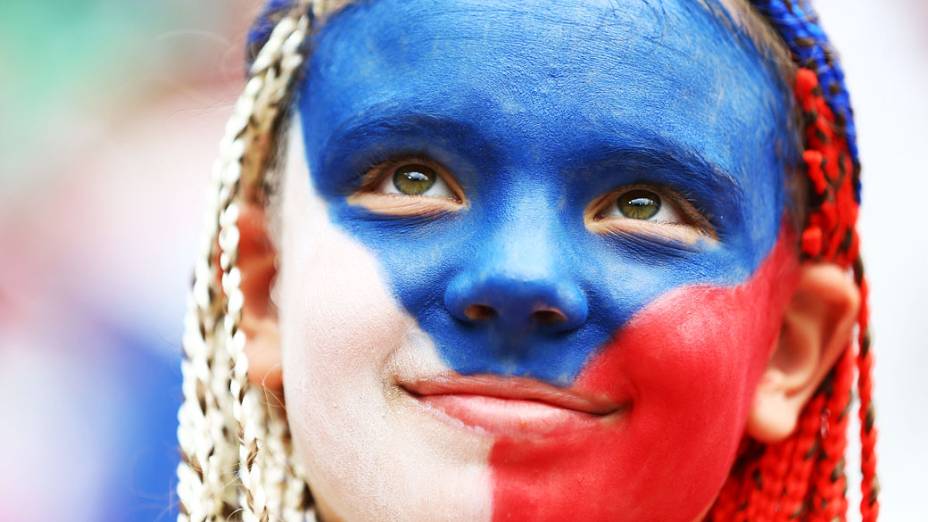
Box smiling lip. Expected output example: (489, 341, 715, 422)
(400, 375, 626, 437)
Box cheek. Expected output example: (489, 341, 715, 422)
(277, 142, 412, 507)
(277, 162, 411, 396)
(277, 125, 418, 402)
(490, 235, 799, 522)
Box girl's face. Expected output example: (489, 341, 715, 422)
(277, 0, 798, 520)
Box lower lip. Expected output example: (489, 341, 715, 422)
(416, 393, 618, 438)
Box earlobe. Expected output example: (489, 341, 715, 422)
(236, 201, 284, 391)
(747, 263, 860, 442)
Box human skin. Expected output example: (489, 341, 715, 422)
(275, 0, 800, 520)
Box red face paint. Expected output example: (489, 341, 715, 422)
(489, 233, 799, 521)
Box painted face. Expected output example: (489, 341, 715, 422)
(278, 0, 800, 520)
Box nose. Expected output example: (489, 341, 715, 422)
(444, 266, 589, 336)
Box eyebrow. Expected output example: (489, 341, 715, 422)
(324, 106, 740, 178)
(318, 105, 500, 171)
(572, 127, 744, 191)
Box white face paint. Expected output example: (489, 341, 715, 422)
(276, 123, 493, 522)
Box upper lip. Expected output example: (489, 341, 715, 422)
(399, 374, 624, 416)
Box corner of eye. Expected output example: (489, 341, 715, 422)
(583, 215, 615, 235)
(662, 221, 719, 247)
(691, 231, 720, 248)
(346, 192, 370, 207)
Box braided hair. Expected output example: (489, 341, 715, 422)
(176, 9, 316, 521)
(175, 1, 878, 520)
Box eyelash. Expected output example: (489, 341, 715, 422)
(586, 185, 717, 243)
(348, 157, 467, 216)
(360, 157, 457, 192)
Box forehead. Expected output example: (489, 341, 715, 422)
(305, 0, 789, 180)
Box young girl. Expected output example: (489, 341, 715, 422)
(176, 1, 878, 520)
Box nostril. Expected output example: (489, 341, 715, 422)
(464, 304, 497, 322)
(532, 307, 567, 326)
(445, 273, 588, 333)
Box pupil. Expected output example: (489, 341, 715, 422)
(393, 164, 437, 195)
(618, 190, 660, 220)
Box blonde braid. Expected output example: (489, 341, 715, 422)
(177, 114, 240, 521)
(208, 316, 241, 517)
(179, 2, 356, 520)
(217, 7, 311, 522)
(261, 402, 287, 518)
(177, 299, 221, 521)
(264, 403, 315, 520)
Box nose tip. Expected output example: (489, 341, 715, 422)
(446, 275, 588, 335)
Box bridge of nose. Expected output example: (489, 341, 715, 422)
(477, 190, 569, 281)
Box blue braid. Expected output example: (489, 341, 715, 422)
(248, 0, 296, 44)
(750, 0, 860, 199)
(246, 0, 300, 68)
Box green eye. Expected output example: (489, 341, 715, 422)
(393, 164, 437, 195)
(617, 189, 661, 220)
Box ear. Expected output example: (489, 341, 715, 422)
(746, 263, 860, 443)
(236, 201, 283, 392)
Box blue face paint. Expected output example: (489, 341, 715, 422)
(298, 0, 796, 385)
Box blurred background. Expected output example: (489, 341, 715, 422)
(0, 1, 925, 520)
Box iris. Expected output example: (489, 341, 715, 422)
(393, 164, 437, 195)
(617, 189, 661, 220)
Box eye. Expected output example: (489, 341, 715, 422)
(349, 158, 466, 216)
(586, 185, 715, 244)
(381, 163, 454, 198)
(606, 188, 682, 223)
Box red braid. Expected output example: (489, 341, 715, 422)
(778, 392, 825, 522)
(748, 435, 795, 520)
(855, 271, 879, 522)
(809, 349, 853, 521)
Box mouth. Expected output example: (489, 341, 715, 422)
(398, 374, 627, 437)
